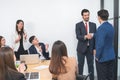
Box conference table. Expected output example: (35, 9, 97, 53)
(26, 60, 52, 80)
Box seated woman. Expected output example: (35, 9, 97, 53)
(0, 36, 6, 48)
(0, 47, 26, 80)
(29, 35, 50, 60)
(49, 40, 78, 80)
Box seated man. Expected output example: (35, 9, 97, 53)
(29, 35, 50, 60)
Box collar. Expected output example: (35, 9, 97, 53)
(100, 21, 107, 26)
(83, 21, 89, 24)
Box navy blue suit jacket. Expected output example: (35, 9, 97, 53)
(76, 21, 96, 54)
(29, 43, 50, 60)
(95, 22, 115, 62)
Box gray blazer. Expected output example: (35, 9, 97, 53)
(76, 21, 96, 54)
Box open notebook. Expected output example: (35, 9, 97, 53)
(25, 72, 40, 80)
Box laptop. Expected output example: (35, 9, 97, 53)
(20, 54, 40, 64)
(25, 72, 40, 80)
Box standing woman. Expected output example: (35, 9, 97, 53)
(12, 20, 28, 60)
(0, 36, 6, 48)
(49, 40, 78, 80)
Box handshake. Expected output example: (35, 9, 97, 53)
(84, 33, 94, 40)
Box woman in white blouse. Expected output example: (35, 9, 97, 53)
(12, 20, 28, 60)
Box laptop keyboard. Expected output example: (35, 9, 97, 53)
(25, 72, 39, 79)
(25, 73, 30, 79)
(30, 72, 39, 79)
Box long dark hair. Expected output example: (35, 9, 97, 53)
(16, 20, 24, 34)
(49, 40, 68, 75)
(0, 48, 6, 80)
(0, 47, 17, 80)
(0, 36, 4, 48)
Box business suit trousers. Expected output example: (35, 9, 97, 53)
(77, 47, 94, 80)
(96, 60, 115, 80)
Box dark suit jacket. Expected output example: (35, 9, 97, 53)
(76, 21, 96, 54)
(95, 22, 115, 62)
(29, 43, 50, 60)
(6, 68, 26, 80)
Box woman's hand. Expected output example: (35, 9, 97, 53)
(17, 63, 26, 73)
(23, 33, 27, 40)
(15, 34, 21, 43)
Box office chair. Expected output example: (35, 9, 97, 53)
(52, 78, 57, 80)
(76, 72, 91, 80)
(52, 72, 91, 80)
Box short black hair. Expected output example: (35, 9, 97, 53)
(97, 9, 109, 20)
(29, 35, 35, 43)
(81, 9, 89, 16)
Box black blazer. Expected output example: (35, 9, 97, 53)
(29, 43, 50, 60)
(6, 68, 26, 80)
(76, 21, 96, 54)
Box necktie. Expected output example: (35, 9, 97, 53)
(85, 22, 88, 34)
(85, 22, 89, 46)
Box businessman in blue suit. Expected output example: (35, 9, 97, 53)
(95, 9, 115, 80)
(28, 36, 50, 60)
(76, 9, 96, 80)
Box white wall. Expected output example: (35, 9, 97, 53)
(0, 0, 100, 75)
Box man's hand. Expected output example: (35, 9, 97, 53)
(45, 44, 49, 52)
(85, 33, 93, 39)
(93, 49, 96, 55)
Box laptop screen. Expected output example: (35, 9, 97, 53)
(20, 54, 40, 64)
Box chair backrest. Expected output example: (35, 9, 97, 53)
(76, 72, 91, 80)
(85, 72, 91, 80)
(52, 72, 92, 80)
(52, 78, 57, 80)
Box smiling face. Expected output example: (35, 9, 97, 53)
(1, 38, 6, 47)
(17, 22, 24, 31)
(32, 37, 39, 45)
(82, 12, 90, 22)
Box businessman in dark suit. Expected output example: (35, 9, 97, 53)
(95, 9, 115, 80)
(28, 36, 50, 60)
(76, 9, 96, 80)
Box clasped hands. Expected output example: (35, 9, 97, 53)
(84, 33, 93, 40)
